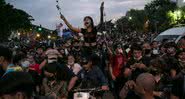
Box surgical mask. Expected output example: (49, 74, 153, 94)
(152, 49, 159, 55)
(21, 61, 30, 68)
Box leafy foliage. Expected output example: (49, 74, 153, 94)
(0, 1, 33, 41)
(144, 0, 177, 32)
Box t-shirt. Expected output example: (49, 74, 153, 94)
(81, 28, 97, 43)
(29, 64, 41, 74)
(171, 72, 184, 98)
(111, 54, 126, 77)
(77, 66, 108, 88)
(67, 63, 82, 75)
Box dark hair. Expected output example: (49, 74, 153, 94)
(44, 62, 69, 81)
(89, 54, 100, 66)
(0, 72, 34, 98)
(165, 42, 177, 49)
(151, 41, 158, 46)
(84, 16, 95, 28)
(0, 46, 12, 62)
(176, 49, 185, 58)
(149, 58, 167, 75)
(131, 43, 142, 52)
(13, 54, 24, 65)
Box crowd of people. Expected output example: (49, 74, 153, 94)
(0, 15, 185, 99)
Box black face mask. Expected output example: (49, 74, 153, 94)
(144, 49, 151, 55)
(74, 46, 79, 49)
(48, 76, 55, 81)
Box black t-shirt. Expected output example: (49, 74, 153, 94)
(171, 72, 184, 98)
(81, 28, 97, 43)
(77, 66, 108, 88)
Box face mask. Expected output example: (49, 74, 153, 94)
(74, 46, 79, 49)
(152, 49, 159, 55)
(144, 49, 151, 55)
(48, 76, 55, 81)
(21, 61, 30, 68)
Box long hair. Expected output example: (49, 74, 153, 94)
(84, 16, 95, 28)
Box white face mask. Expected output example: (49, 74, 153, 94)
(21, 61, 30, 68)
(152, 49, 159, 55)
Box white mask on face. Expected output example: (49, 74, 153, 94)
(152, 49, 159, 55)
(21, 61, 30, 68)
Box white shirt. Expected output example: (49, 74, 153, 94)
(67, 63, 82, 75)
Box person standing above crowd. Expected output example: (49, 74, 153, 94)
(60, 14, 97, 56)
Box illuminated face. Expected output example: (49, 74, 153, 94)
(179, 52, 185, 61)
(82, 61, 91, 70)
(68, 56, 75, 65)
(37, 48, 43, 54)
(133, 50, 142, 59)
(84, 18, 92, 28)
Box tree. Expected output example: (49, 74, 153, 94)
(0, 0, 5, 6)
(144, 0, 177, 32)
(125, 9, 147, 32)
(116, 16, 130, 33)
(0, 2, 33, 41)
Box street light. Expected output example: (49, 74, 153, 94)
(129, 16, 132, 20)
(18, 33, 21, 36)
(36, 34, 40, 38)
(48, 35, 51, 39)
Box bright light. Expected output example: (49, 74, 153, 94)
(36, 34, 40, 37)
(167, 10, 183, 24)
(18, 33, 21, 36)
(183, 0, 185, 3)
(48, 35, 51, 39)
(38, 27, 42, 31)
(114, 25, 117, 28)
(129, 17, 132, 20)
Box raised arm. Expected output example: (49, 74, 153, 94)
(60, 14, 81, 33)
